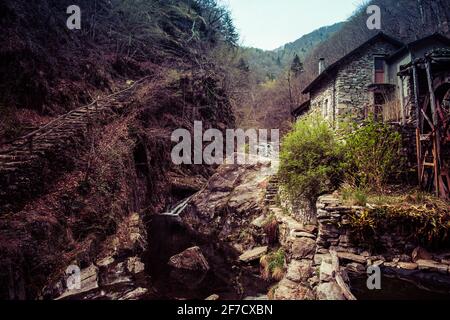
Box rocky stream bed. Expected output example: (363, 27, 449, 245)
(45, 155, 450, 300)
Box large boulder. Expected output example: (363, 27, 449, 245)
(291, 237, 316, 259)
(192, 163, 270, 214)
(181, 161, 275, 239)
(273, 278, 314, 300)
(286, 260, 313, 282)
(168, 246, 210, 271)
(315, 282, 346, 300)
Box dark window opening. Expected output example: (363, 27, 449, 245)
(374, 57, 385, 84)
(373, 92, 385, 120)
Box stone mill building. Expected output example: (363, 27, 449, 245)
(297, 32, 450, 124)
(296, 32, 450, 199)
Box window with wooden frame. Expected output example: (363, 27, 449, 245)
(374, 57, 385, 84)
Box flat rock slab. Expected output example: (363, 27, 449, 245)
(56, 264, 99, 300)
(273, 278, 315, 300)
(346, 262, 365, 273)
(291, 238, 316, 259)
(398, 262, 418, 270)
(315, 282, 346, 301)
(416, 259, 449, 274)
(292, 231, 316, 239)
(119, 288, 148, 300)
(239, 246, 268, 263)
(168, 246, 210, 271)
(243, 295, 269, 300)
(337, 252, 366, 264)
(286, 260, 313, 282)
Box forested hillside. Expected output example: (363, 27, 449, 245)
(0, 0, 240, 143)
(237, 22, 343, 82)
(0, 0, 243, 299)
(230, 23, 343, 131)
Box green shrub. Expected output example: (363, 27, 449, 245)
(260, 249, 286, 281)
(279, 113, 345, 211)
(341, 185, 368, 206)
(344, 117, 404, 191)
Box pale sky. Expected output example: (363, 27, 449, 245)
(221, 0, 363, 50)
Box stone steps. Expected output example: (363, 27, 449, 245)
(270, 204, 321, 300)
(264, 176, 279, 206)
(0, 82, 140, 211)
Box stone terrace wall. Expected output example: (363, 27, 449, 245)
(316, 195, 450, 276)
(316, 195, 417, 256)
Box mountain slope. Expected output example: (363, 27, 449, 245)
(239, 22, 343, 82)
(0, 0, 238, 300)
(275, 22, 344, 61)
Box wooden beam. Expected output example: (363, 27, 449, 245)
(425, 60, 441, 197)
(416, 128, 422, 184)
(412, 65, 423, 185)
(412, 64, 421, 129)
(425, 61, 438, 127)
(400, 76, 406, 125)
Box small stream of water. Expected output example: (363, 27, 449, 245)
(144, 214, 270, 300)
(157, 196, 193, 217)
(349, 271, 450, 300)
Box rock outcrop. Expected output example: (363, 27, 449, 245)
(239, 246, 268, 263)
(48, 212, 150, 300)
(269, 206, 319, 300)
(168, 246, 210, 271)
(180, 158, 277, 250)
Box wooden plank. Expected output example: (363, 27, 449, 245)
(425, 61, 438, 127)
(416, 129, 423, 184)
(412, 64, 421, 129)
(425, 60, 441, 197)
(432, 133, 440, 197)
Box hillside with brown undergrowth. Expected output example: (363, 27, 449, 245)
(0, 0, 240, 299)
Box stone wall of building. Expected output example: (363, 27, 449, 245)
(310, 39, 400, 122)
(390, 122, 418, 177)
(334, 40, 400, 120)
(310, 76, 336, 122)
